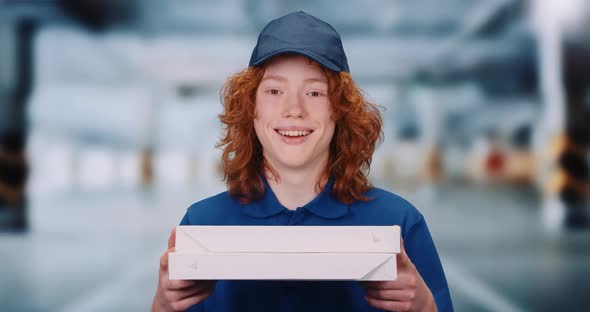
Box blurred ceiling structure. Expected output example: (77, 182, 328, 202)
(1, 0, 535, 88)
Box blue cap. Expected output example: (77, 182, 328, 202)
(249, 11, 350, 72)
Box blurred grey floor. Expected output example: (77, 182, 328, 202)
(402, 182, 590, 312)
(1, 180, 589, 312)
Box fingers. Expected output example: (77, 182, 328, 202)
(168, 227, 177, 250)
(160, 227, 177, 271)
(398, 237, 411, 268)
(169, 288, 215, 312)
(157, 280, 216, 311)
(162, 281, 216, 312)
(165, 285, 202, 302)
(364, 296, 412, 312)
(155, 228, 217, 311)
(361, 280, 406, 291)
(365, 288, 414, 301)
(166, 279, 197, 290)
(165, 281, 215, 302)
(361, 237, 429, 312)
(360, 270, 419, 293)
(160, 249, 171, 271)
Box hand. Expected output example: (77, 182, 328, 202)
(361, 238, 437, 312)
(152, 227, 216, 312)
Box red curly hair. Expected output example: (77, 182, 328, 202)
(217, 59, 383, 205)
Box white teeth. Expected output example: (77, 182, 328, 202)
(277, 130, 311, 137)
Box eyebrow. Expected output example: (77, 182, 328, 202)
(260, 75, 327, 84)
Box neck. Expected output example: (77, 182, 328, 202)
(265, 161, 328, 210)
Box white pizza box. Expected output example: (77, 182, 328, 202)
(169, 225, 400, 281)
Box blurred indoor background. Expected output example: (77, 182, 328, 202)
(0, 0, 589, 311)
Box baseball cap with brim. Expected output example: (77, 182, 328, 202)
(249, 11, 350, 73)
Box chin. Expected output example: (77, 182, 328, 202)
(279, 158, 309, 169)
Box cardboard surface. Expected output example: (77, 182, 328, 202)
(169, 225, 400, 281)
(174, 226, 400, 253)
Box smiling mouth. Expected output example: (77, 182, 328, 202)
(275, 130, 313, 137)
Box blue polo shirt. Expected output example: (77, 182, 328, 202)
(179, 178, 453, 312)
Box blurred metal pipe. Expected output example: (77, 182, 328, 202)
(427, 0, 517, 67)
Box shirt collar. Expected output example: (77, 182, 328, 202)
(241, 176, 350, 219)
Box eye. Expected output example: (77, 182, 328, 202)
(268, 89, 281, 95)
(308, 91, 322, 97)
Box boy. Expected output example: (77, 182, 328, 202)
(152, 11, 453, 312)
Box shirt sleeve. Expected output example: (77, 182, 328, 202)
(179, 210, 191, 225)
(403, 214, 454, 312)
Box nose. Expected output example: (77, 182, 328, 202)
(282, 93, 305, 119)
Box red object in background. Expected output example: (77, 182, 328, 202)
(485, 149, 505, 174)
